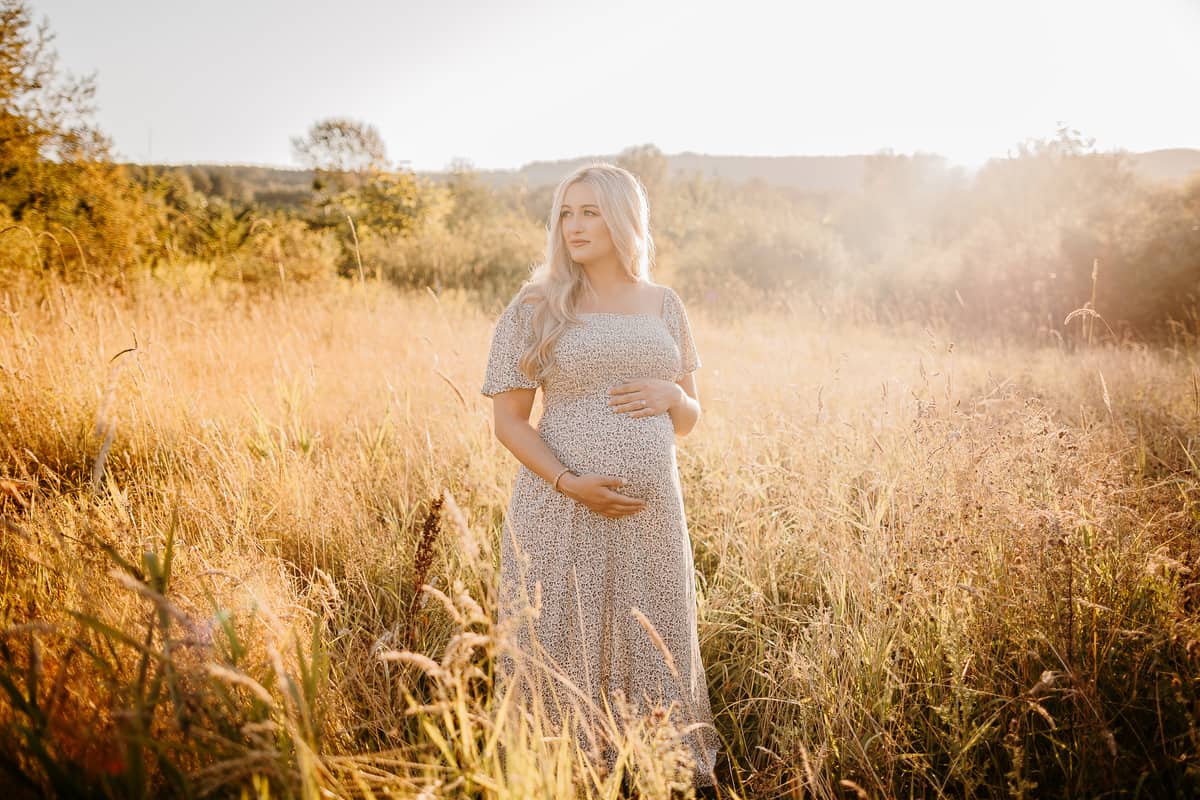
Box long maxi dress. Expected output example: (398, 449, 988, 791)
(480, 284, 720, 788)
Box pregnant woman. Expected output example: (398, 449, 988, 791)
(480, 162, 720, 791)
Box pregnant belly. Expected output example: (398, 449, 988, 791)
(539, 401, 676, 501)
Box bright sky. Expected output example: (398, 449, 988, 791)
(29, 0, 1200, 172)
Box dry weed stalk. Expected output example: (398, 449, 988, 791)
(405, 495, 444, 646)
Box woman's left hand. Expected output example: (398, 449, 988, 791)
(607, 379, 684, 418)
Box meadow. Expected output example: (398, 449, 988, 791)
(2, 270, 1198, 798)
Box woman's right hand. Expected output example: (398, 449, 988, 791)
(559, 472, 647, 518)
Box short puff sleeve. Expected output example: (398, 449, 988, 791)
(663, 287, 701, 381)
(480, 297, 541, 397)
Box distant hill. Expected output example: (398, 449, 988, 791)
(424, 148, 1200, 192)
(129, 147, 1200, 208)
(441, 153, 873, 194)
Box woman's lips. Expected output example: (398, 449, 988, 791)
(569, 240, 589, 246)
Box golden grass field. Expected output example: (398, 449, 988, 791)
(2, 272, 1199, 798)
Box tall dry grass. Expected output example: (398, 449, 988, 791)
(1, 270, 1198, 798)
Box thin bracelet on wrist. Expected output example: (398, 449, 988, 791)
(552, 467, 575, 493)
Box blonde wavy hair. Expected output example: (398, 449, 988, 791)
(514, 161, 655, 383)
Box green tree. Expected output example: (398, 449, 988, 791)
(617, 143, 668, 205)
(0, 0, 149, 278)
(290, 118, 447, 278)
(442, 158, 492, 233)
(290, 117, 390, 195)
(0, 0, 109, 167)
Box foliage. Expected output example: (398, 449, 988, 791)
(617, 143, 669, 205)
(0, 0, 153, 280)
(0, 507, 331, 798)
(290, 116, 390, 194)
(297, 168, 451, 280)
(120, 166, 340, 285)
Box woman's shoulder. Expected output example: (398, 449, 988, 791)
(644, 281, 683, 313)
(508, 284, 544, 311)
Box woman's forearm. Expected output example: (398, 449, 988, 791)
(495, 416, 572, 487)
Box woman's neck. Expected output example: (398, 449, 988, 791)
(580, 260, 639, 297)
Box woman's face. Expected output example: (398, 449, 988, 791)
(560, 181, 615, 266)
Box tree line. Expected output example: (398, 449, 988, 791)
(2, 0, 1197, 345)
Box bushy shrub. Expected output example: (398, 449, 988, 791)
(365, 209, 543, 306)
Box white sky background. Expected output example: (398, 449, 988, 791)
(29, 0, 1200, 171)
